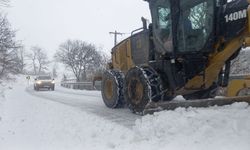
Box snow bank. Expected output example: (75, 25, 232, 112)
(0, 80, 9, 122)
(133, 103, 250, 150)
(0, 81, 4, 121)
(56, 85, 101, 97)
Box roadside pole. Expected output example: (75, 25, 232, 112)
(26, 76, 30, 86)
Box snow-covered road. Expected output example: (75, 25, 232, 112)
(1, 78, 250, 150)
(26, 85, 140, 128)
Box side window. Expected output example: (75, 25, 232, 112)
(157, 6, 173, 51)
(158, 7, 171, 29)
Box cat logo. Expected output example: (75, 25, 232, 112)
(225, 9, 247, 23)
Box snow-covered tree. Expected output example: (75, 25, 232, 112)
(0, 0, 9, 7)
(52, 63, 58, 78)
(27, 46, 50, 75)
(0, 14, 22, 78)
(16, 47, 26, 74)
(230, 50, 250, 75)
(55, 40, 103, 82)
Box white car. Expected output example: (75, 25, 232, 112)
(34, 76, 55, 91)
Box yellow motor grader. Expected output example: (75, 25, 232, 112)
(99, 0, 250, 114)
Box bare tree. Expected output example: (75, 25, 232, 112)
(0, 14, 21, 78)
(27, 46, 50, 75)
(91, 52, 110, 77)
(0, 0, 10, 7)
(16, 46, 26, 73)
(55, 40, 102, 81)
(52, 63, 58, 78)
(27, 49, 37, 75)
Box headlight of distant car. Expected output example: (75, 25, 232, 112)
(36, 81, 42, 84)
(51, 80, 55, 84)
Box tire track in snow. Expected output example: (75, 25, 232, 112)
(26, 86, 140, 128)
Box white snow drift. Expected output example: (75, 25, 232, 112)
(0, 77, 249, 150)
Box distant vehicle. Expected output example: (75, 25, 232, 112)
(34, 75, 55, 91)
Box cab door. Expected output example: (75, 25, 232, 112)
(176, 0, 215, 53)
(175, 0, 216, 82)
(149, 0, 174, 55)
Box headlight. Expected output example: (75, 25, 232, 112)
(51, 80, 55, 84)
(36, 81, 42, 84)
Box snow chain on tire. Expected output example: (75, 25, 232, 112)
(124, 66, 163, 114)
(101, 70, 125, 108)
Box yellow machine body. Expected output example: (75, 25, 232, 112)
(100, 0, 250, 114)
(227, 76, 250, 97)
(111, 38, 134, 72)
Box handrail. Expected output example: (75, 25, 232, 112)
(131, 27, 143, 35)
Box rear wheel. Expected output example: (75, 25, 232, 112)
(124, 66, 163, 114)
(101, 70, 125, 108)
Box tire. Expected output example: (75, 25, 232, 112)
(101, 70, 125, 108)
(124, 66, 163, 114)
(183, 83, 218, 100)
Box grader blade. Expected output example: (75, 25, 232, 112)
(143, 96, 250, 115)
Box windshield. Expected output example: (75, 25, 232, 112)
(37, 76, 52, 80)
(177, 0, 214, 52)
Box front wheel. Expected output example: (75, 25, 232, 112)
(124, 66, 163, 114)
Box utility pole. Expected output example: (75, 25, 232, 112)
(109, 31, 124, 46)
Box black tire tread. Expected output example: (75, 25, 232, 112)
(124, 66, 163, 114)
(101, 70, 125, 108)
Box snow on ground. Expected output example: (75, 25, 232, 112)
(0, 76, 250, 150)
(0, 77, 134, 150)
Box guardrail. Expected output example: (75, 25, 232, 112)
(230, 74, 250, 80)
(60, 74, 250, 91)
(61, 81, 101, 91)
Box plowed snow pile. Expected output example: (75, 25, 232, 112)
(0, 76, 249, 150)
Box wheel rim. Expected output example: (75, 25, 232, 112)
(104, 79, 114, 100)
(128, 77, 144, 105)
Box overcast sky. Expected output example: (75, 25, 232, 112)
(5, 0, 151, 58)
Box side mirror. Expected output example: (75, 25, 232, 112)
(35, 78, 37, 80)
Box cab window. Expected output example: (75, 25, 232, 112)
(158, 6, 173, 51)
(155, 0, 173, 52)
(177, 0, 214, 52)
